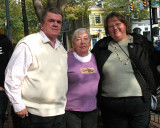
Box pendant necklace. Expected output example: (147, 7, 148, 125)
(111, 37, 132, 65)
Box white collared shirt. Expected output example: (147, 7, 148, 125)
(4, 31, 61, 112)
(39, 30, 60, 49)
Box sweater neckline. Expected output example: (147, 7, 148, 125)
(73, 51, 92, 62)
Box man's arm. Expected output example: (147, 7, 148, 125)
(4, 43, 32, 118)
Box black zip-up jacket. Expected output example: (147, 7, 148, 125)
(92, 33, 160, 104)
(0, 34, 13, 88)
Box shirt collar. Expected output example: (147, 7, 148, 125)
(39, 30, 61, 49)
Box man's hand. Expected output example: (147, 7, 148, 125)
(16, 108, 28, 118)
(68, 48, 74, 52)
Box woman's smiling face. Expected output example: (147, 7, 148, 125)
(108, 17, 128, 42)
(73, 32, 91, 57)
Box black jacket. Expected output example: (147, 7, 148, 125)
(92, 33, 160, 104)
(0, 34, 13, 87)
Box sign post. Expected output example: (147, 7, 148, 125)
(61, 18, 69, 50)
(148, 0, 153, 42)
(5, 0, 12, 42)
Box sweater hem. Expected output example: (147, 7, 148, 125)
(27, 107, 65, 117)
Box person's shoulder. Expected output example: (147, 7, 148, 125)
(67, 52, 75, 63)
(58, 44, 67, 54)
(67, 52, 73, 57)
(92, 36, 111, 51)
(0, 34, 9, 41)
(0, 34, 6, 40)
(91, 52, 96, 58)
(131, 33, 149, 41)
(23, 32, 41, 41)
(18, 32, 41, 45)
(130, 33, 152, 46)
(97, 37, 109, 43)
(0, 34, 12, 46)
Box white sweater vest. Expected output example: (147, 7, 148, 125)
(18, 33, 68, 117)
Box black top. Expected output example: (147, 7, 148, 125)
(0, 34, 13, 88)
(92, 33, 160, 105)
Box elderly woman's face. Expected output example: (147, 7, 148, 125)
(108, 17, 127, 42)
(73, 32, 91, 56)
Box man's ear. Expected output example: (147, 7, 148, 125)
(40, 23, 43, 30)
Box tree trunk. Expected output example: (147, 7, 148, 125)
(32, 0, 44, 22)
(47, 0, 57, 8)
(47, 0, 68, 12)
(57, 0, 68, 12)
(21, 0, 29, 36)
(33, 0, 68, 22)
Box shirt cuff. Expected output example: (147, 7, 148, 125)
(12, 102, 26, 113)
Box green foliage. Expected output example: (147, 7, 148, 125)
(42, 0, 47, 8)
(10, 0, 24, 43)
(103, 0, 149, 21)
(64, 0, 96, 20)
(64, 0, 97, 48)
(1, 0, 149, 44)
(25, 0, 40, 33)
(0, 0, 40, 43)
(0, 1, 6, 29)
(0, 0, 25, 43)
(1, 0, 97, 44)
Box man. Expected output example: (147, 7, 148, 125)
(5, 8, 68, 128)
(0, 34, 13, 128)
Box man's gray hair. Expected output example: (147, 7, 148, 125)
(40, 7, 63, 23)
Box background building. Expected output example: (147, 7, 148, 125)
(88, 5, 105, 48)
(87, 0, 160, 50)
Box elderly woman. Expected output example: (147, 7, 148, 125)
(92, 12, 160, 128)
(65, 28, 100, 128)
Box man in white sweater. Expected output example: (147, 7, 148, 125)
(4, 7, 68, 128)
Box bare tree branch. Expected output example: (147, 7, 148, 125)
(47, 0, 68, 12)
(32, 0, 68, 22)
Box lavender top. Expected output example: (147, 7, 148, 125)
(66, 52, 100, 112)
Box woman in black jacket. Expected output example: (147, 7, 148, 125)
(92, 12, 160, 128)
(0, 34, 13, 128)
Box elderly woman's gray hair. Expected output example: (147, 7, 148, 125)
(72, 28, 91, 42)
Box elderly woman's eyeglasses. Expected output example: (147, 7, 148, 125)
(75, 37, 90, 42)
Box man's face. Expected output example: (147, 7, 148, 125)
(41, 12, 62, 40)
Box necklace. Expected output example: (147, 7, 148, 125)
(111, 36, 132, 65)
(111, 43, 129, 65)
